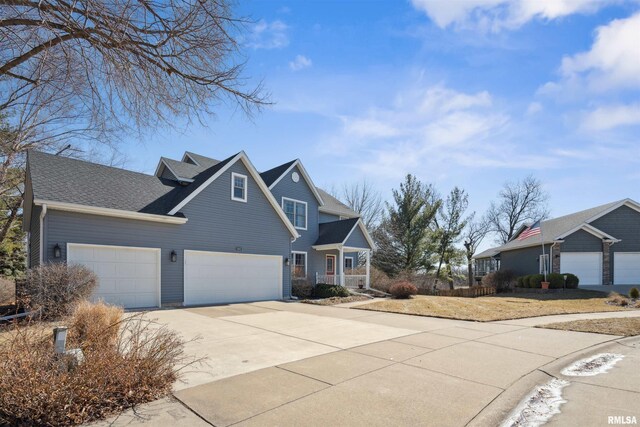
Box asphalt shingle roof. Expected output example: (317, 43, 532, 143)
(316, 188, 359, 218)
(28, 150, 181, 215)
(260, 160, 297, 187)
(474, 200, 623, 258)
(315, 218, 360, 245)
(184, 152, 220, 169)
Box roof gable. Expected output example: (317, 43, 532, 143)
(261, 160, 325, 206)
(167, 151, 300, 239)
(314, 217, 376, 249)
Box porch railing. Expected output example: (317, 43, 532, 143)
(315, 273, 368, 289)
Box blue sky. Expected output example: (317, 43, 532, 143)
(121, 0, 640, 242)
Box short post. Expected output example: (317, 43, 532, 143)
(365, 250, 371, 290)
(53, 326, 68, 354)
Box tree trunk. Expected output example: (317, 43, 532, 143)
(467, 256, 473, 287)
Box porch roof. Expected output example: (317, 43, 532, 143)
(315, 218, 360, 245)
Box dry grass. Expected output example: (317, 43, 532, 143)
(356, 290, 633, 322)
(540, 317, 640, 336)
(0, 301, 195, 426)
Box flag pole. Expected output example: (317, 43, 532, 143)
(540, 220, 547, 281)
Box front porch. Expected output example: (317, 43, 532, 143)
(311, 244, 372, 290)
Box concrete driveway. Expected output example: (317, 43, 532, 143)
(96, 301, 640, 427)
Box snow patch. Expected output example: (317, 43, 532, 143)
(561, 353, 624, 377)
(501, 378, 569, 427)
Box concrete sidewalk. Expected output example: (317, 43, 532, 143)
(94, 301, 636, 427)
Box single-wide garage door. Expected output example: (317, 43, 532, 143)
(560, 252, 602, 285)
(614, 253, 640, 285)
(67, 243, 160, 308)
(184, 250, 282, 306)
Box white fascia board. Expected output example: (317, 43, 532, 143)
(556, 223, 619, 241)
(312, 243, 341, 250)
(341, 219, 376, 250)
(318, 207, 358, 218)
(34, 199, 188, 224)
(268, 160, 325, 206)
(168, 152, 300, 239)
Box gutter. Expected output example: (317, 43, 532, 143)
(39, 203, 47, 265)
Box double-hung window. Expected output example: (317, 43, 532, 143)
(344, 257, 354, 271)
(282, 198, 307, 230)
(292, 252, 307, 278)
(231, 173, 247, 202)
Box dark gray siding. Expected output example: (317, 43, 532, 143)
(29, 205, 41, 267)
(44, 161, 293, 304)
(345, 225, 371, 249)
(269, 165, 327, 278)
(591, 205, 640, 282)
(561, 229, 602, 252)
(500, 244, 551, 276)
(319, 212, 340, 223)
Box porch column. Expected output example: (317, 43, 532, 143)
(365, 250, 371, 289)
(339, 246, 344, 286)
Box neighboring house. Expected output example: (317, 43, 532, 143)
(23, 150, 375, 309)
(473, 199, 640, 290)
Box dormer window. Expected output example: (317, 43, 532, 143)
(231, 172, 247, 202)
(282, 197, 307, 230)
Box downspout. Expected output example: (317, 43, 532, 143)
(39, 204, 47, 265)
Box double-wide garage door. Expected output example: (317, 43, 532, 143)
(560, 252, 602, 285)
(184, 250, 282, 306)
(67, 243, 161, 308)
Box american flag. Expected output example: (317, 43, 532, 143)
(518, 220, 542, 240)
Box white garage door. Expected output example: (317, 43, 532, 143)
(184, 250, 282, 306)
(560, 252, 602, 285)
(614, 253, 640, 285)
(67, 243, 160, 308)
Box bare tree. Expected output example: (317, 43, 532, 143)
(486, 175, 549, 244)
(463, 214, 491, 286)
(340, 180, 384, 230)
(0, 0, 265, 247)
(432, 187, 470, 289)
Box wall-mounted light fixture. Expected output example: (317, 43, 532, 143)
(284, 257, 290, 266)
(555, 254, 560, 258)
(170, 250, 177, 262)
(53, 243, 62, 258)
(235, 246, 243, 252)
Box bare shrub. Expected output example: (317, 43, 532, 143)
(68, 301, 123, 352)
(291, 278, 313, 299)
(482, 269, 516, 292)
(389, 281, 418, 299)
(370, 267, 393, 293)
(0, 277, 15, 305)
(21, 263, 98, 319)
(0, 303, 194, 426)
(629, 287, 639, 299)
(607, 292, 630, 307)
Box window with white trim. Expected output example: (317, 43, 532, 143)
(292, 252, 307, 278)
(344, 257, 354, 271)
(231, 173, 247, 202)
(539, 254, 550, 274)
(282, 198, 307, 229)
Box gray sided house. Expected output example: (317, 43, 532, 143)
(473, 199, 640, 292)
(23, 150, 375, 309)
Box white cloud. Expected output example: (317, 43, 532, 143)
(411, 0, 619, 32)
(316, 83, 550, 179)
(560, 12, 640, 91)
(527, 102, 543, 115)
(246, 20, 289, 49)
(289, 55, 312, 71)
(581, 104, 640, 131)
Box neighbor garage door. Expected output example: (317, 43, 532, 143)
(67, 243, 160, 308)
(184, 250, 282, 306)
(560, 252, 602, 285)
(614, 253, 640, 285)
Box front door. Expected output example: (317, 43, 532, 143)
(326, 255, 336, 276)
